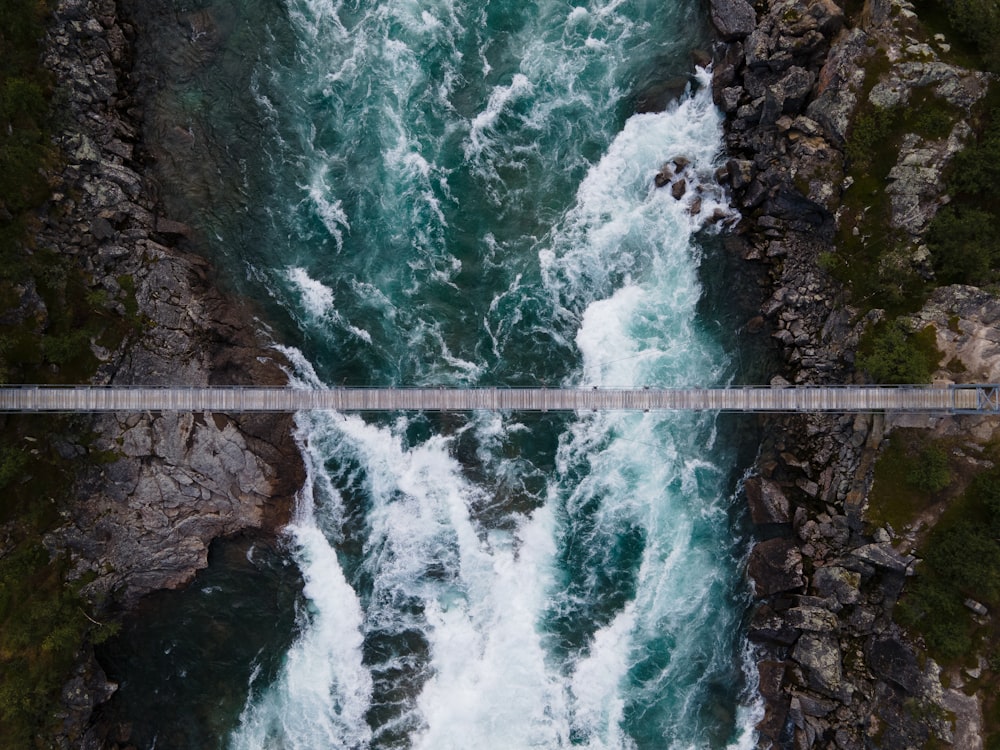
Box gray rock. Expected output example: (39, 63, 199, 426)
(744, 475, 792, 524)
(866, 635, 921, 692)
(786, 604, 839, 631)
(793, 633, 844, 696)
(812, 565, 861, 605)
(756, 661, 792, 742)
(805, 29, 871, 146)
(720, 86, 743, 113)
(727, 158, 755, 189)
(776, 66, 816, 112)
(90, 216, 115, 241)
(748, 537, 805, 597)
(796, 691, 838, 717)
(851, 543, 912, 574)
(709, 0, 756, 41)
(750, 603, 802, 645)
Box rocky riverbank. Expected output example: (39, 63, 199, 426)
(29, 0, 305, 743)
(709, 0, 997, 747)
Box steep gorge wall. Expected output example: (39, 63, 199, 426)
(709, 0, 994, 747)
(28, 0, 306, 742)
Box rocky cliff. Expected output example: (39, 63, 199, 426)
(709, 0, 996, 747)
(30, 0, 305, 742)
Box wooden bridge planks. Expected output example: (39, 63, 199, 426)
(0, 385, 993, 413)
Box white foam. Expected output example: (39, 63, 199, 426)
(229, 414, 373, 750)
(539, 70, 729, 315)
(285, 267, 335, 320)
(238, 2, 759, 746)
(464, 73, 535, 162)
(305, 411, 573, 749)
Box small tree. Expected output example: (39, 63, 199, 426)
(907, 445, 951, 493)
(857, 320, 935, 384)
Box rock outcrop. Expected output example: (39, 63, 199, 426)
(41, 0, 304, 604)
(709, 0, 993, 746)
(30, 0, 305, 742)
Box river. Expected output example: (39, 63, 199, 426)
(99, 0, 764, 746)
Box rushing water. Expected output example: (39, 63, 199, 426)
(100, 0, 764, 746)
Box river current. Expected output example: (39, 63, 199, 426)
(100, 0, 764, 747)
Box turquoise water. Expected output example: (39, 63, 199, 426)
(102, 0, 763, 746)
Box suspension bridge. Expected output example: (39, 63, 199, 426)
(0, 384, 998, 413)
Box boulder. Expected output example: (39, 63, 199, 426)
(727, 158, 755, 189)
(812, 564, 861, 605)
(709, 0, 757, 41)
(806, 29, 871, 146)
(793, 633, 844, 696)
(750, 602, 802, 645)
(756, 661, 792, 742)
(744, 475, 792, 524)
(851, 543, 912, 574)
(776, 66, 816, 113)
(748, 537, 805, 597)
(785, 604, 839, 632)
(776, 0, 845, 37)
(866, 635, 921, 692)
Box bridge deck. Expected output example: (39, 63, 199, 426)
(0, 385, 996, 413)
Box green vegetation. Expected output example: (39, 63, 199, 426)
(0, 1, 134, 745)
(834, 4, 1000, 743)
(0, 419, 121, 747)
(830, 2, 1000, 315)
(897, 465, 1000, 660)
(831, 63, 962, 313)
(889, 441, 1000, 746)
(907, 444, 952, 493)
(855, 321, 942, 384)
(938, 0, 1000, 71)
(0, 0, 54, 226)
(926, 90, 1000, 287)
(869, 430, 955, 530)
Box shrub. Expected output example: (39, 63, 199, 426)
(857, 320, 940, 384)
(925, 518, 1000, 603)
(846, 106, 898, 170)
(897, 575, 972, 660)
(907, 445, 952, 493)
(945, 0, 1000, 71)
(928, 206, 997, 284)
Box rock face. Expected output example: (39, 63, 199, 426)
(919, 285, 1000, 383)
(40, 0, 304, 604)
(713, 0, 990, 747)
(31, 0, 306, 742)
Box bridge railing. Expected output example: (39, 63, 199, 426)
(0, 383, 997, 414)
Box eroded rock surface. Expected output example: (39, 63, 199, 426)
(41, 0, 304, 607)
(32, 0, 306, 743)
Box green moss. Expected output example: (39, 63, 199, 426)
(907, 444, 952, 493)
